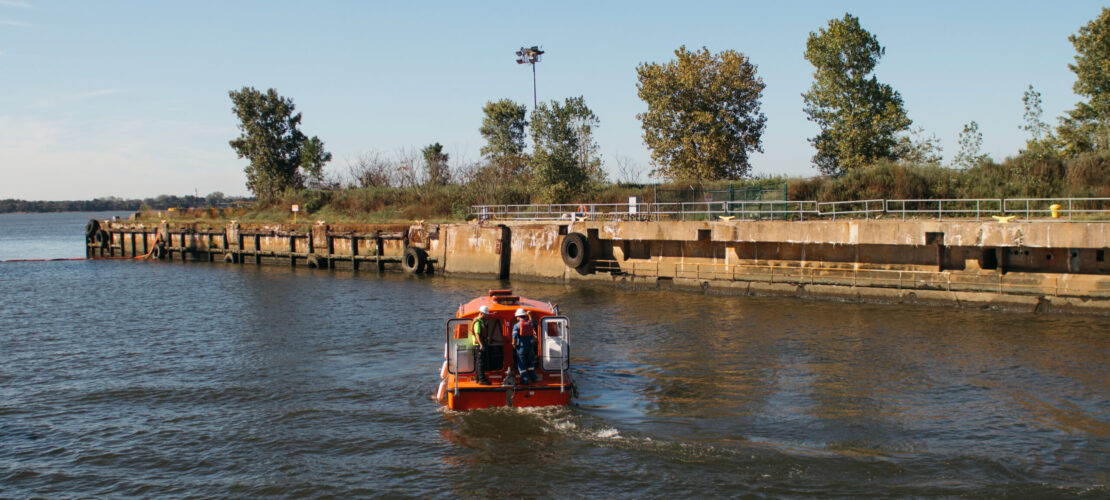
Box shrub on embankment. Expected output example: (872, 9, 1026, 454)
(790, 152, 1110, 202)
(141, 152, 1110, 224)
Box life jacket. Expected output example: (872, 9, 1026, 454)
(513, 319, 535, 347)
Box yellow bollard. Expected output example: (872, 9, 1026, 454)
(1050, 203, 1061, 219)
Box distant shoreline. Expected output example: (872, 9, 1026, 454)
(0, 195, 252, 214)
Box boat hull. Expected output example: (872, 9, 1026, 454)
(445, 383, 572, 411)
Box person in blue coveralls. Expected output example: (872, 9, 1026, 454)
(511, 308, 537, 384)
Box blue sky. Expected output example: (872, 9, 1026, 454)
(0, 1, 1105, 200)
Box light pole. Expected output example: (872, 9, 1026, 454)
(515, 45, 544, 110)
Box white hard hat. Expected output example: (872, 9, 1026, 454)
(478, 305, 490, 314)
(514, 308, 527, 317)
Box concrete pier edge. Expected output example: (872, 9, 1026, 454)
(94, 217, 1110, 316)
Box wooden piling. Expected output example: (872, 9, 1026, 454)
(326, 234, 335, 269)
(351, 234, 360, 271)
(376, 231, 385, 272)
(222, 230, 230, 262)
(289, 233, 296, 267)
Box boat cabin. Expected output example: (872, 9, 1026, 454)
(438, 290, 573, 410)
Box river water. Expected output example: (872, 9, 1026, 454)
(1, 212, 1108, 497)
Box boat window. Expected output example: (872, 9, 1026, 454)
(486, 318, 503, 345)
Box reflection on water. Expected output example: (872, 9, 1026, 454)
(0, 212, 1107, 497)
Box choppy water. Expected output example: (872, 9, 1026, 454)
(1, 212, 1108, 498)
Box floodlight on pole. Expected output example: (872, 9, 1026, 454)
(515, 45, 544, 110)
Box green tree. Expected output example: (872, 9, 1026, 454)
(300, 136, 334, 188)
(479, 99, 529, 175)
(1058, 8, 1110, 154)
(636, 46, 767, 181)
(204, 191, 226, 207)
(803, 13, 911, 175)
(228, 87, 331, 201)
(952, 121, 988, 170)
(422, 142, 451, 186)
(894, 127, 943, 165)
(529, 96, 601, 202)
(1020, 85, 1059, 158)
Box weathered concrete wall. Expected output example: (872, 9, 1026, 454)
(588, 219, 1110, 249)
(507, 224, 565, 278)
(97, 217, 1110, 314)
(439, 223, 504, 275)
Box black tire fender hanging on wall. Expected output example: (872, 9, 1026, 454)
(560, 233, 589, 269)
(94, 229, 110, 248)
(152, 242, 166, 260)
(402, 246, 427, 274)
(85, 220, 100, 241)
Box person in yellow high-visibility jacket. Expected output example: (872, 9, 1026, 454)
(470, 306, 492, 385)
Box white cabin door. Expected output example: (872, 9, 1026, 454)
(445, 319, 473, 374)
(539, 316, 569, 372)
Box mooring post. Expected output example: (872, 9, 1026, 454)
(254, 234, 261, 265)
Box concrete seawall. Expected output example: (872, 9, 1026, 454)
(89, 218, 1110, 315)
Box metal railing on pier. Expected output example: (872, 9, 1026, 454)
(1003, 198, 1110, 220)
(471, 197, 1110, 223)
(884, 199, 1003, 221)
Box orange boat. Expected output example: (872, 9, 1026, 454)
(436, 290, 575, 410)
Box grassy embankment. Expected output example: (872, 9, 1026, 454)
(145, 152, 1110, 226)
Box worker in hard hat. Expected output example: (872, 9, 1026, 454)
(471, 305, 492, 385)
(511, 308, 537, 384)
